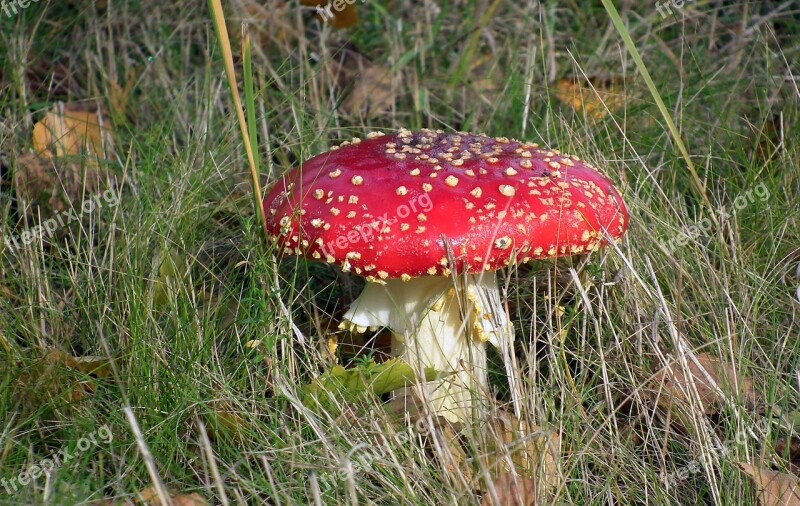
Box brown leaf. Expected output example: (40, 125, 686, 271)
(172, 493, 209, 506)
(651, 352, 757, 415)
(738, 463, 800, 506)
(231, 0, 300, 50)
(481, 473, 537, 506)
(15, 102, 114, 224)
(44, 350, 111, 378)
(32, 102, 113, 159)
(775, 436, 800, 477)
(206, 401, 251, 441)
(71, 355, 113, 379)
(137, 487, 208, 506)
(387, 391, 472, 480)
(12, 349, 106, 415)
(332, 52, 394, 118)
(40, 350, 112, 402)
(480, 410, 560, 489)
(554, 76, 625, 121)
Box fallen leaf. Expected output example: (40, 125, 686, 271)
(775, 436, 800, 477)
(231, 0, 300, 50)
(137, 487, 208, 506)
(554, 76, 625, 121)
(32, 102, 113, 159)
(331, 51, 394, 118)
(651, 352, 757, 415)
(152, 248, 188, 308)
(480, 410, 560, 489)
(12, 349, 110, 415)
(481, 472, 537, 506)
(172, 494, 208, 506)
(40, 350, 110, 376)
(387, 391, 473, 482)
(302, 358, 439, 410)
(738, 463, 800, 506)
(15, 102, 114, 224)
(206, 401, 251, 441)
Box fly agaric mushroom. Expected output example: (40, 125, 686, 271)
(264, 129, 628, 422)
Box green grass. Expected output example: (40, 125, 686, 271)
(1, 0, 799, 504)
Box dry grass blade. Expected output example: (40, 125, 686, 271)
(207, 0, 267, 241)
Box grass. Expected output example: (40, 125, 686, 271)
(1, 0, 799, 504)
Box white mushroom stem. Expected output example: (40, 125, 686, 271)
(341, 273, 515, 423)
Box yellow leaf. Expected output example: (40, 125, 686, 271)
(554, 76, 625, 121)
(32, 102, 113, 159)
(16, 102, 115, 223)
(137, 487, 209, 506)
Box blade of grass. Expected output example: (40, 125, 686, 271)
(208, 0, 268, 241)
(600, 0, 714, 214)
(243, 27, 261, 176)
(447, 0, 504, 87)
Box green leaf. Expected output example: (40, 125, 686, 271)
(300, 358, 441, 411)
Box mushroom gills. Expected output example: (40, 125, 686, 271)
(341, 272, 513, 422)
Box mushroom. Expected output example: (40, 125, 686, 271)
(264, 129, 628, 422)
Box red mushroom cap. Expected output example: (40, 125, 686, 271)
(264, 129, 628, 282)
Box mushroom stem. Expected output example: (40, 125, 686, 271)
(342, 273, 514, 423)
